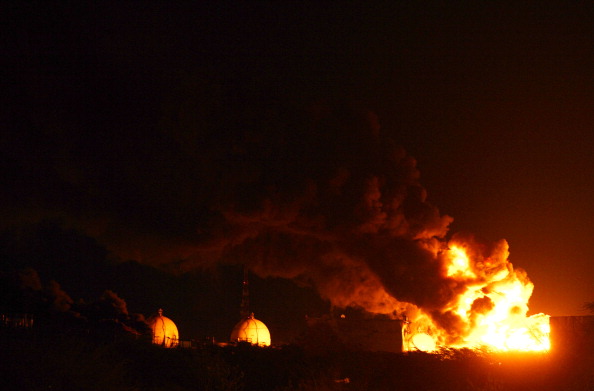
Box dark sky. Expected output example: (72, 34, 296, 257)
(2, 1, 594, 340)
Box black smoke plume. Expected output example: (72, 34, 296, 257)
(4, 96, 456, 318)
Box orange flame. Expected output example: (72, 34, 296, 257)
(405, 239, 550, 352)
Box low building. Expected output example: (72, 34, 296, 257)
(305, 315, 404, 353)
(549, 315, 594, 354)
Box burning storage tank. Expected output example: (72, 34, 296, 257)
(401, 316, 437, 352)
(147, 309, 179, 348)
(230, 312, 271, 347)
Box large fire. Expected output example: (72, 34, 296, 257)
(404, 237, 550, 352)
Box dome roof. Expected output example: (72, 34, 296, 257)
(147, 309, 179, 348)
(230, 313, 271, 347)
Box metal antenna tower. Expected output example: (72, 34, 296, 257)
(240, 265, 250, 319)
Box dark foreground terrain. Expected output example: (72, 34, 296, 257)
(1, 328, 592, 391)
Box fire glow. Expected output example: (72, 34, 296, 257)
(406, 237, 550, 352)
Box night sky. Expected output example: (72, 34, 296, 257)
(2, 2, 594, 341)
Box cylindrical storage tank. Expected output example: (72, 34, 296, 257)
(147, 309, 179, 348)
(230, 313, 271, 347)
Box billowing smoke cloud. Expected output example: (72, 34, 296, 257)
(4, 94, 460, 321)
(211, 103, 454, 317)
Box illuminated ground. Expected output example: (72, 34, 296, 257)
(1, 328, 592, 391)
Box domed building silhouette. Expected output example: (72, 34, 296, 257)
(147, 309, 179, 348)
(230, 312, 271, 347)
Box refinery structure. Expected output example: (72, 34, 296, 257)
(0, 262, 589, 354)
(3, 306, 593, 356)
(143, 266, 272, 349)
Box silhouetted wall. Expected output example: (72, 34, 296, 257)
(306, 316, 403, 353)
(549, 316, 594, 354)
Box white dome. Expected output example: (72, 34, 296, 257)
(147, 309, 179, 348)
(230, 313, 271, 347)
